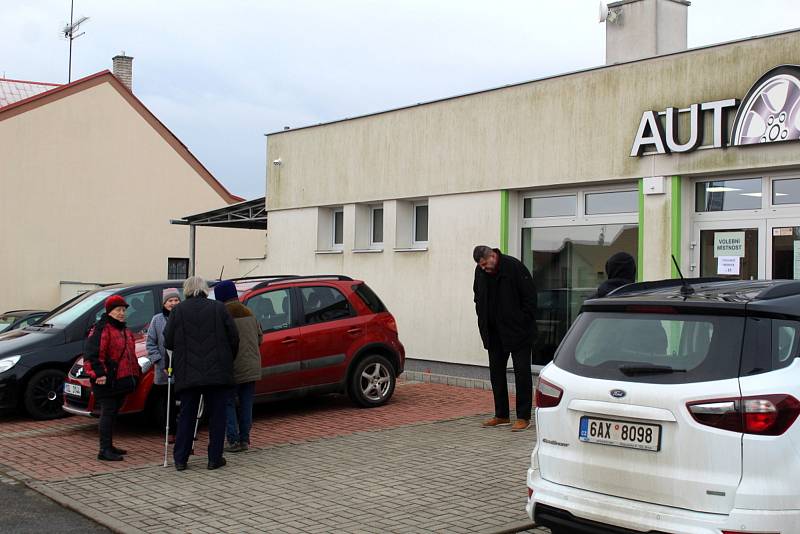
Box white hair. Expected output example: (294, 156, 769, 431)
(183, 276, 209, 298)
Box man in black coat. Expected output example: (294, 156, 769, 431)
(164, 276, 239, 471)
(473, 245, 537, 431)
(588, 252, 636, 299)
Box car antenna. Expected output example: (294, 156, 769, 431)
(671, 255, 694, 297)
(219, 265, 225, 281)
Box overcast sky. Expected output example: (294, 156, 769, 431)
(3, 1, 800, 199)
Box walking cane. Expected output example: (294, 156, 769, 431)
(190, 394, 204, 456)
(162, 349, 173, 468)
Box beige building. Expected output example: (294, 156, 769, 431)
(261, 1, 800, 369)
(0, 59, 263, 311)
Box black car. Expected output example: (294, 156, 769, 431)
(0, 310, 48, 334)
(0, 281, 184, 420)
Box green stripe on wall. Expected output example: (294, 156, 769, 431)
(638, 180, 644, 282)
(671, 176, 682, 278)
(500, 190, 509, 253)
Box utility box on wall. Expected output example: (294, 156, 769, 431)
(643, 176, 665, 195)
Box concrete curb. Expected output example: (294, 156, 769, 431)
(401, 371, 518, 394)
(485, 520, 539, 533)
(26, 479, 147, 534)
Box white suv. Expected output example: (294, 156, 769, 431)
(526, 279, 800, 534)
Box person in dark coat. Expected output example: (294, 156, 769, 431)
(473, 245, 538, 432)
(164, 276, 239, 471)
(213, 280, 263, 453)
(589, 252, 636, 299)
(83, 295, 142, 461)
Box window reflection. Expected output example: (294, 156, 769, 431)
(695, 178, 762, 212)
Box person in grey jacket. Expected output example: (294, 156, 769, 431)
(214, 280, 263, 452)
(145, 288, 181, 438)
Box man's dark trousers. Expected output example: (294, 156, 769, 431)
(174, 386, 232, 465)
(488, 336, 533, 421)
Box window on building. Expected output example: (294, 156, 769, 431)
(585, 190, 638, 215)
(695, 178, 763, 212)
(772, 178, 800, 205)
(413, 202, 428, 245)
(167, 258, 189, 280)
(524, 195, 577, 218)
(333, 208, 344, 248)
(370, 206, 384, 246)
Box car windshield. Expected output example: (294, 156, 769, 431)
(0, 316, 15, 332)
(35, 288, 123, 329)
(555, 311, 745, 383)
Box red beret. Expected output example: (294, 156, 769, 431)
(105, 295, 129, 313)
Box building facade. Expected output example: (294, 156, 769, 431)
(0, 68, 264, 310)
(261, 25, 800, 367)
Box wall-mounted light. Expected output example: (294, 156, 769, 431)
(272, 158, 282, 166)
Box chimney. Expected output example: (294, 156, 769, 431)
(112, 53, 133, 91)
(604, 0, 690, 65)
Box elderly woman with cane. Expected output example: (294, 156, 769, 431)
(145, 288, 181, 456)
(84, 295, 141, 461)
(164, 276, 239, 471)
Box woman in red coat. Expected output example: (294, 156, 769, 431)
(83, 295, 141, 461)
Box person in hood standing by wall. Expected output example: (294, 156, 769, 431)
(164, 276, 239, 471)
(84, 295, 142, 461)
(589, 252, 637, 299)
(473, 245, 538, 432)
(145, 288, 181, 440)
(213, 280, 263, 453)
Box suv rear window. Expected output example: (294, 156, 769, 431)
(555, 311, 745, 383)
(352, 283, 386, 313)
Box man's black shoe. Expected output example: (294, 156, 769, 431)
(110, 446, 127, 455)
(207, 457, 227, 470)
(175, 463, 187, 471)
(97, 449, 124, 462)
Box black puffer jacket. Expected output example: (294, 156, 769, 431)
(589, 252, 636, 299)
(473, 249, 538, 352)
(163, 295, 239, 393)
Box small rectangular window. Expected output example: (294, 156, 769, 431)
(167, 258, 189, 280)
(371, 207, 384, 245)
(695, 178, 762, 212)
(332, 209, 344, 247)
(585, 191, 638, 215)
(413, 203, 428, 244)
(772, 178, 800, 205)
(525, 195, 576, 218)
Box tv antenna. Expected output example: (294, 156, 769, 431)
(62, 0, 90, 82)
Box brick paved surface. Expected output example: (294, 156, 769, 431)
(0, 381, 549, 533)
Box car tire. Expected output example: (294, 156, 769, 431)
(23, 369, 67, 420)
(348, 354, 396, 408)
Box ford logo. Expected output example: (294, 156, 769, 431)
(610, 389, 626, 399)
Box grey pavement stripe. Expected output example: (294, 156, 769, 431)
(0, 420, 96, 439)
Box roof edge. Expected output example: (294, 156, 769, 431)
(265, 26, 800, 137)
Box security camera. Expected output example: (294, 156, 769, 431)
(272, 158, 282, 166)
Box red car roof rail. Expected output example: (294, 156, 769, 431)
(251, 275, 354, 291)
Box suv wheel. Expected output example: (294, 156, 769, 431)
(24, 369, 67, 420)
(348, 354, 396, 408)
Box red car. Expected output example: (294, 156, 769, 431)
(63, 276, 405, 426)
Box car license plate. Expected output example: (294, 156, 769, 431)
(579, 416, 661, 452)
(64, 383, 81, 397)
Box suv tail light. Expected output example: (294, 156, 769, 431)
(687, 394, 800, 436)
(382, 315, 398, 334)
(535, 378, 563, 408)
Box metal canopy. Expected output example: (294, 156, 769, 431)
(170, 197, 267, 277)
(171, 197, 267, 230)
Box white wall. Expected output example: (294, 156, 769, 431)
(262, 191, 501, 365)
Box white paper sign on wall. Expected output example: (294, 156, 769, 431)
(718, 256, 740, 275)
(714, 232, 745, 258)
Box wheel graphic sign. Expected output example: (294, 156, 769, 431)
(731, 65, 800, 146)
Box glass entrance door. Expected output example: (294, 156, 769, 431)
(692, 221, 766, 280)
(768, 219, 800, 279)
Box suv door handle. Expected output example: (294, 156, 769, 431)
(347, 328, 363, 335)
(281, 337, 298, 345)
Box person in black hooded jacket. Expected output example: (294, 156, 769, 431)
(589, 252, 637, 299)
(164, 276, 239, 471)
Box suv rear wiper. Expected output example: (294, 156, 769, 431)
(618, 364, 687, 376)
